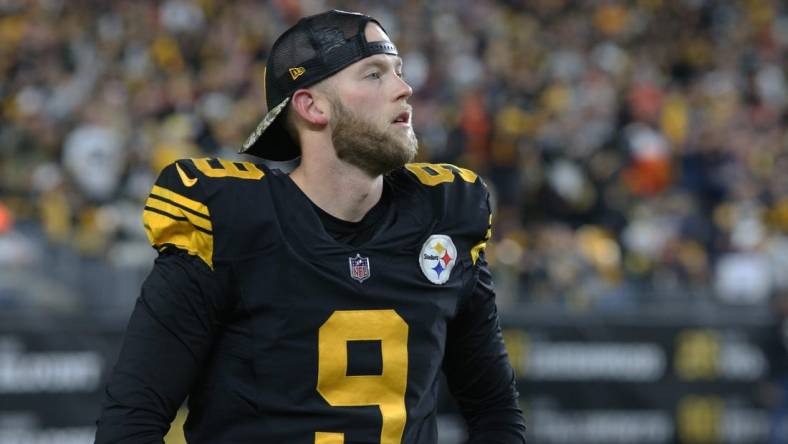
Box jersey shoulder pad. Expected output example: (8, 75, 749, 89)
(400, 163, 492, 265)
(142, 157, 269, 268)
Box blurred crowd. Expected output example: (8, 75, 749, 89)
(1, 0, 787, 312)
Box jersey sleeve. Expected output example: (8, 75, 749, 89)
(442, 250, 526, 442)
(436, 169, 526, 442)
(95, 161, 238, 443)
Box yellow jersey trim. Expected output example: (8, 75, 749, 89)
(143, 185, 214, 268)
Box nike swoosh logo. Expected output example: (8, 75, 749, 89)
(176, 163, 198, 187)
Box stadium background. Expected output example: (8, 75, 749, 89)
(0, 0, 786, 442)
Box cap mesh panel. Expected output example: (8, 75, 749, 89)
(268, 11, 369, 101)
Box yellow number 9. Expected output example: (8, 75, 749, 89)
(405, 163, 478, 186)
(316, 310, 409, 444)
(192, 158, 264, 179)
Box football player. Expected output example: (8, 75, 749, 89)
(95, 9, 526, 444)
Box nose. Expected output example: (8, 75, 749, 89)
(394, 75, 413, 102)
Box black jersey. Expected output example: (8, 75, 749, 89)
(95, 158, 525, 444)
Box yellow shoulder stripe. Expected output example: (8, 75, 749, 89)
(150, 185, 208, 215)
(144, 195, 212, 233)
(142, 185, 214, 268)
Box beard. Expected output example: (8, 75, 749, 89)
(329, 97, 418, 177)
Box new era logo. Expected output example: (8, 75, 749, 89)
(289, 67, 306, 80)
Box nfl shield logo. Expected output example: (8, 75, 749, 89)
(348, 253, 371, 283)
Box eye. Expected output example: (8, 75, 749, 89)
(366, 71, 382, 80)
(395, 71, 404, 79)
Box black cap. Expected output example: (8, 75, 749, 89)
(240, 10, 399, 161)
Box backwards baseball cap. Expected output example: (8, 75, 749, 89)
(240, 9, 399, 161)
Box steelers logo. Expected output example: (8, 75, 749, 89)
(419, 234, 457, 285)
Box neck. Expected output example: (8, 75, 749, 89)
(289, 152, 383, 223)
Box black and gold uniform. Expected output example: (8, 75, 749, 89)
(95, 158, 525, 443)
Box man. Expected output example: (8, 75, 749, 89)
(95, 9, 525, 444)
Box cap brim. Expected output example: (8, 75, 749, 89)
(239, 97, 301, 161)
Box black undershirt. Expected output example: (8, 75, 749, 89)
(310, 181, 393, 247)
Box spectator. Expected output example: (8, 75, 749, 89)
(0, 0, 786, 311)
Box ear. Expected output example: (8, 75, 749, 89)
(290, 89, 329, 126)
